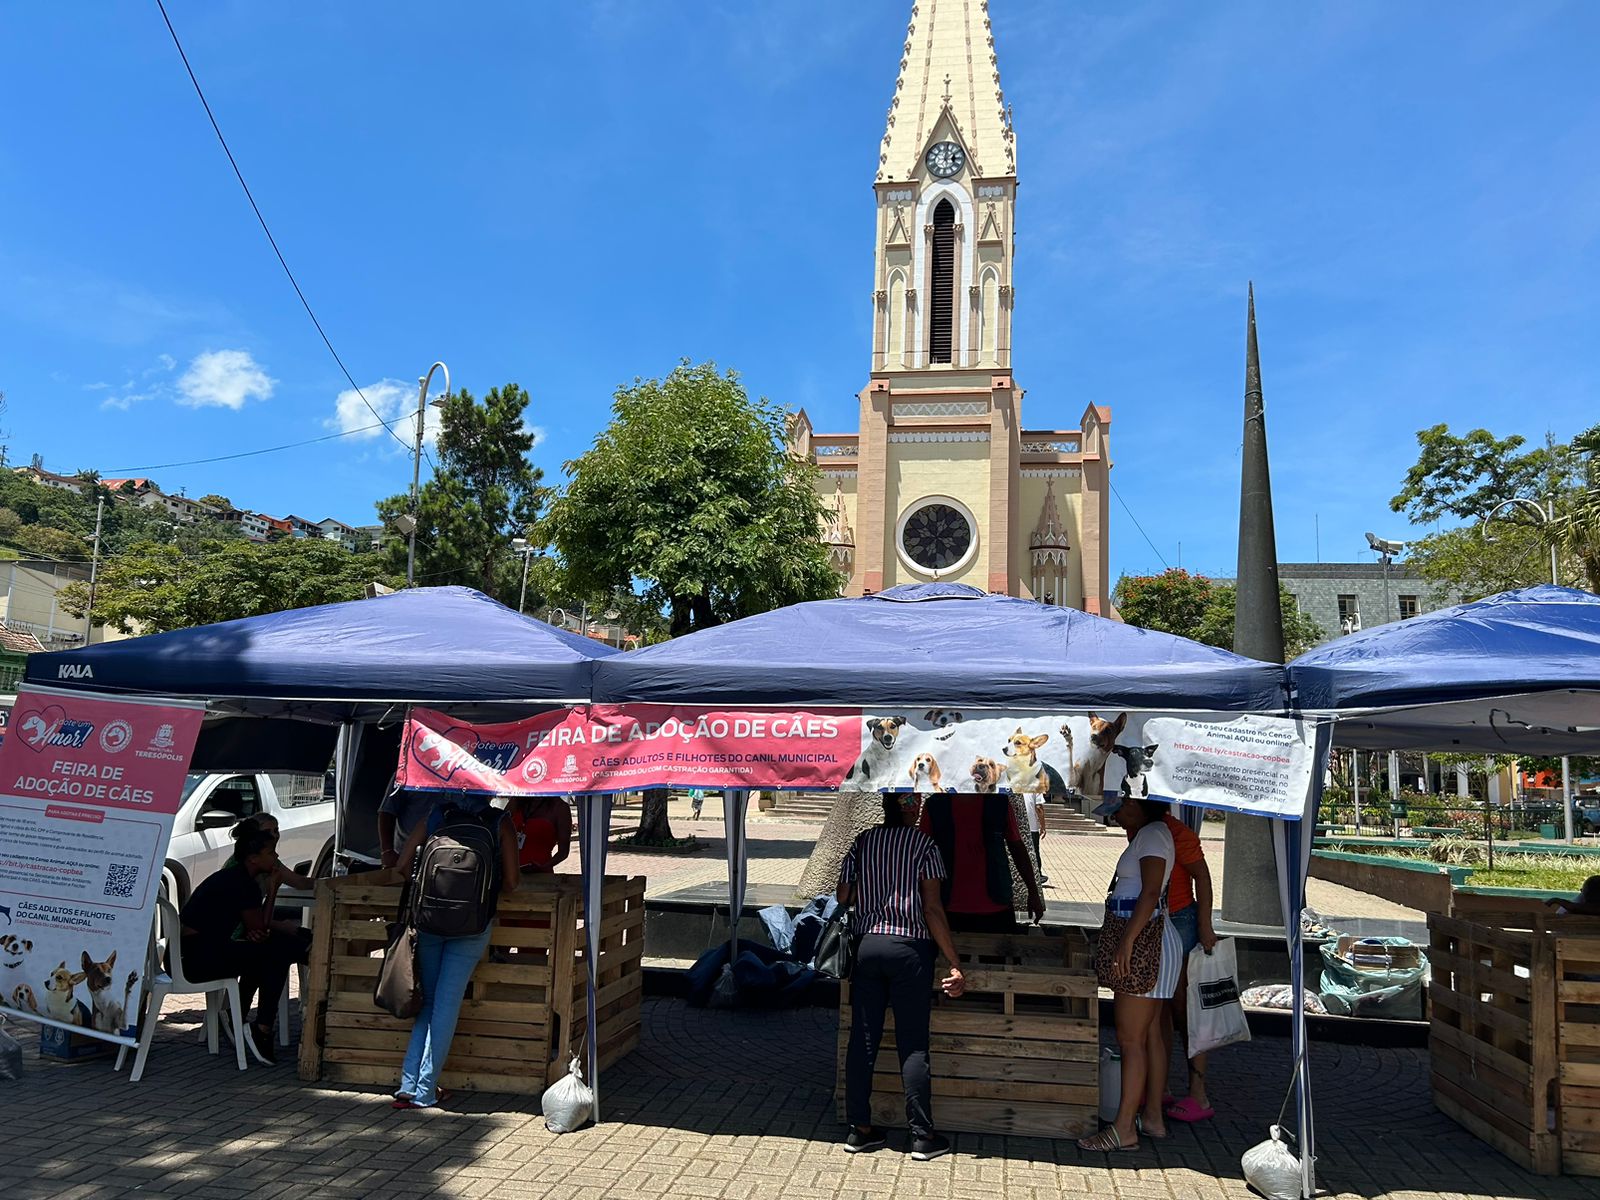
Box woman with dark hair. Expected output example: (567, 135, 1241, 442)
(178, 824, 302, 1064)
(1078, 793, 1183, 1152)
(391, 796, 520, 1110)
(836, 794, 966, 1162)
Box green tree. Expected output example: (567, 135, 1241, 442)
(376, 383, 547, 599)
(550, 361, 840, 638)
(197, 493, 234, 511)
(1193, 584, 1327, 658)
(21, 524, 86, 561)
(58, 538, 397, 634)
(1113, 569, 1215, 637)
(1390, 422, 1600, 593)
(1115, 571, 1325, 657)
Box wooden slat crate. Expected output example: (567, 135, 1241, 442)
(298, 872, 645, 1095)
(1555, 925, 1600, 1176)
(836, 928, 1098, 1139)
(1427, 912, 1559, 1175)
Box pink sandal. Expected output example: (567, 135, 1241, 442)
(1164, 1096, 1215, 1123)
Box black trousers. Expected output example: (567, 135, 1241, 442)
(846, 933, 936, 1138)
(1031, 831, 1046, 876)
(948, 909, 1017, 933)
(182, 931, 301, 1026)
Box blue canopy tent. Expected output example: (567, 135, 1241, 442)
(592, 582, 1288, 710)
(25, 585, 615, 715)
(1282, 584, 1600, 1196)
(23, 586, 625, 1113)
(595, 582, 1325, 1171)
(1289, 585, 1600, 755)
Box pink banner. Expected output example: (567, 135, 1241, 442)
(0, 688, 205, 1043)
(0, 691, 204, 815)
(401, 705, 864, 795)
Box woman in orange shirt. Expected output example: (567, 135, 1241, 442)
(508, 796, 573, 874)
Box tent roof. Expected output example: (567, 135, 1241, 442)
(593, 582, 1287, 711)
(25, 586, 617, 714)
(1287, 585, 1600, 753)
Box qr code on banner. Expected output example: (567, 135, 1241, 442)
(104, 863, 139, 899)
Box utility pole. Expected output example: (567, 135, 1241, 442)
(85, 495, 104, 643)
(407, 361, 449, 587)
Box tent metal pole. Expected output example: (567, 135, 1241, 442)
(575, 792, 610, 1123)
(725, 790, 751, 959)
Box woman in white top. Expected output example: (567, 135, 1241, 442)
(1079, 793, 1184, 1153)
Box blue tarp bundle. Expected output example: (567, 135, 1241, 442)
(24, 586, 617, 710)
(593, 582, 1288, 711)
(1287, 585, 1600, 753)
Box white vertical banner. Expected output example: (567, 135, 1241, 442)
(0, 685, 205, 1044)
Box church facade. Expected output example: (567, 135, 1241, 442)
(791, 0, 1112, 614)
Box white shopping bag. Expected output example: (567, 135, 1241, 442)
(1187, 939, 1251, 1055)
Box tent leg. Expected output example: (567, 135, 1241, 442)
(725, 790, 751, 959)
(333, 722, 363, 872)
(575, 792, 610, 1124)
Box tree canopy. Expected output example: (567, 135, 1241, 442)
(376, 383, 547, 600)
(58, 537, 396, 634)
(549, 361, 840, 636)
(1115, 568, 1326, 658)
(1390, 422, 1600, 595)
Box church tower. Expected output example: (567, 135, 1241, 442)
(803, 1, 1113, 613)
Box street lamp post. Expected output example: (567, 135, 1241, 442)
(511, 537, 539, 613)
(1481, 496, 1569, 840)
(84, 495, 104, 643)
(407, 361, 450, 587)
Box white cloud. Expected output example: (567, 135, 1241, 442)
(84, 381, 111, 391)
(177, 349, 275, 410)
(327, 378, 441, 450)
(101, 391, 150, 413)
(156, 353, 176, 372)
(525, 423, 547, 449)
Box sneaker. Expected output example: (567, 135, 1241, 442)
(844, 1127, 887, 1153)
(910, 1133, 951, 1161)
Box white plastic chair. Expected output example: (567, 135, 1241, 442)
(116, 896, 247, 1081)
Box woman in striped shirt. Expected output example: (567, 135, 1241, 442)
(837, 794, 966, 1161)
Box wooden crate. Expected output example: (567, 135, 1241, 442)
(1427, 912, 1559, 1175)
(836, 928, 1098, 1139)
(1555, 926, 1600, 1176)
(298, 872, 645, 1095)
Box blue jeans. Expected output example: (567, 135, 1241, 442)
(399, 927, 491, 1105)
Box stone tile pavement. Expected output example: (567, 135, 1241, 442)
(3, 991, 1595, 1200)
(593, 796, 1423, 925)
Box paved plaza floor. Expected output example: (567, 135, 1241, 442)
(4, 991, 1596, 1200)
(6, 796, 1498, 1200)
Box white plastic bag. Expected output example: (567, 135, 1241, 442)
(1187, 939, 1251, 1055)
(1241, 1124, 1302, 1200)
(540, 1055, 594, 1133)
(0, 1020, 22, 1083)
(1097, 1047, 1121, 1124)
(707, 963, 740, 1009)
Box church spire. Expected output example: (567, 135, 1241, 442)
(878, 0, 1014, 182)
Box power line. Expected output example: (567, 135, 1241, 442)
(102, 419, 390, 472)
(154, 0, 413, 457)
(1109, 478, 1171, 571)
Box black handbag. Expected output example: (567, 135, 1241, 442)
(373, 882, 423, 1019)
(813, 906, 858, 980)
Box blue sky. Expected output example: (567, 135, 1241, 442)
(2, 2, 1596, 579)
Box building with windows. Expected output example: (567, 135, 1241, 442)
(790, 0, 1112, 613)
(1278, 562, 1462, 642)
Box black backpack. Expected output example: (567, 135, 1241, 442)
(410, 805, 503, 937)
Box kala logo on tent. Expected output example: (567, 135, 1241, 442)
(56, 663, 93, 680)
(16, 706, 94, 752)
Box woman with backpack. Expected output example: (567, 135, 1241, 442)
(391, 795, 520, 1110)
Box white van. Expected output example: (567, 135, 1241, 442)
(162, 772, 337, 905)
